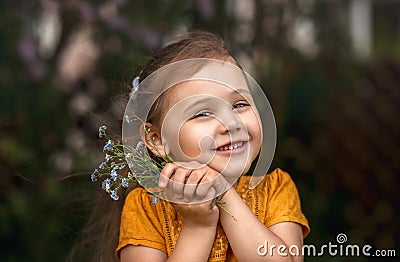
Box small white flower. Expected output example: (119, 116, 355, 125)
(135, 141, 145, 150)
(125, 115, 132, 125)
(110, 169, 118, 181)
(130, 76, 140, 97)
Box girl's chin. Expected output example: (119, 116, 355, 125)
(218, 165, 251, 179)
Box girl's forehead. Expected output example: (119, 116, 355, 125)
(143, 58, 249, 96)
(166, 80, 253, 107)
(173, 79, 249, 96)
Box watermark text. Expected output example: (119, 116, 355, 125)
(257, 233, 396, 257)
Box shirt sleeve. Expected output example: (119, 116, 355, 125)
(116, 188, 167, 256)
(264, 168, 310, 238)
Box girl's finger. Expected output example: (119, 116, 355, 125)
(171, 168, 191, 199)
(195, 175, 214, 200)
(183, 167, 207, 202)
(210, 175, 229, 197)
(195, 171, 226, 200)
(159, 163, 178, 188)
(204, 187, 217, 201)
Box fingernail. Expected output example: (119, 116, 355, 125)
(158, 181, 165, 188)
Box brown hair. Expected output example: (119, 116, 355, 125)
(71, 30, 235, 262)
(140, 30, 233, 128)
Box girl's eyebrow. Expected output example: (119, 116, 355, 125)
(183, 97, 215, 111)
(232, 88, 251, 96)
(232, 88, 251, 94)
(181, 88, 252, 111)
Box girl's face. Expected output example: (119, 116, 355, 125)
(159, 80, 262, 178)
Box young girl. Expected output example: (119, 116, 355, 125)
(98, 31, 309, 261)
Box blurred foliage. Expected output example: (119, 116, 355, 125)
(0, 0, 399, 261)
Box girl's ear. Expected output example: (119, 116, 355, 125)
(141, 123, 169, 157)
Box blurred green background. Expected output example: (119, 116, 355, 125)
(0, 0, 398, 261)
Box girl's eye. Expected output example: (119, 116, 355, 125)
(192, 111, 213, 119)
(233, 102, 250, 109)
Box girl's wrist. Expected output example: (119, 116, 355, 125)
(182, 223, 217, 232)
(219, 186, 236, 202)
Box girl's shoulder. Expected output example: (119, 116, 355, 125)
(123, 187, 162, 213)
(236, 168, 310, 237)
(125, 187, 152, 201)
(235, 168, 303, 205)
(237, 168, 295, 193)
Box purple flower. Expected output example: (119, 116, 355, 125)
(103, 139, 113, 151)
(131, 76, 140, 94)
(152, 197, 159, 205)
(110, 170, 118, 181)
(98, 126, 107, 138)
(102, 178, 111, 191)
(121, 178, 129, 187)
(99, 161, 107, 169)
(135, 141, 145, 150)
(110, 190, 119, 201)
(125, 115, 132, 125)
(90, 169, 98, 182)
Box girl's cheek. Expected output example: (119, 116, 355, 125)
(178, 125, 202, 158)
(244, 113, 261, 135)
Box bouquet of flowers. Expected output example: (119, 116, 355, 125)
(91, 125, 236, 220)
(90, 125, 170, 204)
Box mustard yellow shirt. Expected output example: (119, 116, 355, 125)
(117, 168, 310, 261)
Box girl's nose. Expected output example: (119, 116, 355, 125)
(218, 110, 243, 134)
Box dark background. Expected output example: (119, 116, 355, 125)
(0, 0, 398, 261)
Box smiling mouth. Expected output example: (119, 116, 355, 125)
(216, 141, 246, 151)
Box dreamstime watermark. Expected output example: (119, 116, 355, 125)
(257, 233, 396, 258)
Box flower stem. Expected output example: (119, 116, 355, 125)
(211, 197, 237, 221)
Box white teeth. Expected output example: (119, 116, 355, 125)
(218, 141, 244, 151)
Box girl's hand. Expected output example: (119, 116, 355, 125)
(171, 199, 220, 228)
(158, 162, 228, 203)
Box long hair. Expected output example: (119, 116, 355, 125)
(70, 30, 234, 262)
